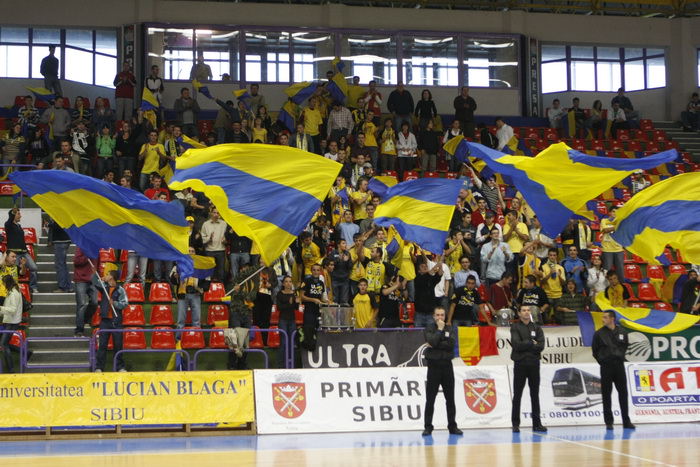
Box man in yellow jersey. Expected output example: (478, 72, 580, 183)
(353, 278, 376, 328)
(138, 129, 165, 191)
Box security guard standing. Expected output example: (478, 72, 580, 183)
(511, 305, 547, 433)
(592, 310, 636, 430)
(227, 264, 257, 370)
(422, 306, 463, 436)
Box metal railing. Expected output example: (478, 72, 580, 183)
(0, 329, 25, 373)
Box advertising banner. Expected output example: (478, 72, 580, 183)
(254, 366, 511, 434)
(626, 361, 700, 423)
(302, 330, 426, 368)
(0, 371, 254, 428)
(626, 326, 700, 362)
(479, 326, 595, 366)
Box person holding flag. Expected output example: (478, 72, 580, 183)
(94, 270, 128, 373)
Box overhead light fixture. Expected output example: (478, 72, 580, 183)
(294, 35, 330, 43)
(211, 31, 238, 39)
(472, 41, 515, 49)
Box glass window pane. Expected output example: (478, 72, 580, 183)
(401, 36, 457, 86)
(541, 44, 566, 62)
(0, 45, 29, 78)
(66, 29, 93, 50)
(624, 60, 645, 91)
(570, 61, 595, 91)
(65, 48, 93, 84)
(32, 28, 60, 44)
(596, 62, 621, 92)
(95, 54, 116, 87)
(625, 48, 644, 60)
(245, 31, 289, 83)
(541, 61, 567, 93)
(292, 32, 334, 81)
(0, 27, 28, 43)
(96, 29, 117, 56)
(196, 29, 236, 81)
(340, 34, 397, 85)
(463, 38, 519, 88)
(31, 46, 55, 79)
(150, 28, 194, 80)
(596, 47, 620, 60)
(646, 48, 664, 57)
(571, 46, 593, 59)
(646, 56, 666, 88)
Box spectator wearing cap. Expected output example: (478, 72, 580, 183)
(363, 162, 374, 179)
(630, 171, 650, 194)
(327, 101, 354, 143)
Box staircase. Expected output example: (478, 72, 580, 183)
(25, 238, 92, 373)
(654, 120, 700, 162)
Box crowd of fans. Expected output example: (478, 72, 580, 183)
(0, 49, 698, 373)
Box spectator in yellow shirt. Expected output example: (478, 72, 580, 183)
(363, 111, 379, 170)
(353, 278, 376, 328)
(301, 96, 323, 154)
(138, 130, 165, 191)
(300, 231, 323, 276)
(535, 248, 566, 321)
(349, 232, 371, 299)
(600, 208, 625, 282)
(351, 178, 372, 222)
(503, 209, 530, 280)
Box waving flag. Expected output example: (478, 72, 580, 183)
(331, 57, 346, 73)
(169, 144, 341, 265)
(25, 86, 56, 103)
(463, 141, 677, 237)
(10, 171, 193, 277)
(326, 72, 348, 103)
(284, 82, 318, 105)
(192, 79, 213, 99)
(374, 178, 462, 254)
(278, 100, 299, 131)
(443, 135, 495, 180)
(368, 175, 398, 199)
(611, 172, 700, 265)
(385, 225, 404, 270)
(177, 134, 207, 150)
(191, 254, 216, 279)
(141, 87, 159, 111)
(232, 88, 251, 109)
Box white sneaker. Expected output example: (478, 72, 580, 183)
(118, 368, 127, 372)
(94, 369, 102, 373)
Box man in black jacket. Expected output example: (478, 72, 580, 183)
(454, 87, 477, 138)
(510, 305, 547, 433)
(5, 209, 38, 293)
(592, 310, 635, 430)
(413, 261, 443, 328)
(422, 306, 462, 436)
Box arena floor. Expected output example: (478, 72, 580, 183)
(1, 422, 697, 466)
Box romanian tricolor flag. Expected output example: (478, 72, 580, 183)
(458, 326, 498, 365)
(367, 175, 398, 199)
(611, 172, 700, 265)
(374, 178, 463, 254)
(192, 79, 213, 99)
(284, 82, 318, 105)
(464, 141, 677, 237)
(25, 86, 56, 103)
(169, 144, 341, 266)
(10, 170, 193, 277)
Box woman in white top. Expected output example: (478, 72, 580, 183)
(586, 255, 608, 309)
(0, 275, 23, 373)
(396, 121, 417, 180)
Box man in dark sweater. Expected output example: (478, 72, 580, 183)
(40, 45, 62, 96)
(510, 305, 547, 433)
(5, 209, 38, 293)
(413, 260, 443, 328)
(422, 306, 462, 436)
(592, 310, 635, 430)
(453, 87, 477, 138)
(387, 83, 414, 133)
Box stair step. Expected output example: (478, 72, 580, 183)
(28, 326, 78, 337)
(29, 349, 90, 363)
(27, 338, 91, 351)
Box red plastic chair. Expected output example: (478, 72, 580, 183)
(595, 201, 609, 216)
(151, 327, 176, 349)
(22, 228, 37, 245)
(623, 264, 642, 282)
(203, 282, 225, 302)
(99, 248, 117, 263)
(149, 305, 174, 326)
(668, 264, 687, 275)
(616, 130, 630, 141)
(623, 283, 638, 301)
(8, 329, 25, 348)
(654, 302, 674, 312)
(181, 327, 206, 349)
(445, 172, 458, 179)
(123, 328, 147, 349)
(207, 304, 229, 325)
(209, 328, 227, 348)
(26, 244, 35, 260)
(122, 305, 146, 326)
(423, 171, 439, 178)
(403, 171, 419, 181)
(270, 305, 280, 325)
(119, 250, 130, 262)
(267, 326, 281, 348)
(383, 170, 398, 178)
(637, 283, 661, 301)
(249, 326, 264, 349)
(675, 250, 685, 264)
(646, 265, 665, 281)
(123, 282, 145, 303)
(148, 282, 173, 302)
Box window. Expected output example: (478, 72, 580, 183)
(402, 36, 457, 86)
(292, 32, 334, 82)
(463, 38, 518, 88)
(245, 32, 289, 83)
(342, 34, 397, 85)
(198, 29, 235, 81)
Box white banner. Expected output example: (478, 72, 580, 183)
(479, 326, 595, 366)
(626, 361, 700, 423)
(509, 363, 621, 426)
(254, 366, 511, 434)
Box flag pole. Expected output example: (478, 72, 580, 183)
(87, 258, 119, 319)
(224, 265, 266, 296)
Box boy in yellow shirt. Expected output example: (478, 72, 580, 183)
(138, 130, 165, 191)
(300, 231, 322, 276)
(353, 278, 376, 328)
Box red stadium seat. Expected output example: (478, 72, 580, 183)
(209, 328, 227, 348)
(123, 282, 145, 303)
(637, 283, 661, 301)
(653, 130, 667, 142)
(151, 327, 176, 349)
(640, 119, 653, 130)
(623, 265, 642, 283)
(148, 282, 173, 302)
(591, 140, 605, 151)
(207, 304, 229, 325)
(267, 326, 281, 348)
(616, 129, 630, 141)
(623, 283, 638, 301)
(544, 128, 559, 141)
(403, 171, 419, 181)
(478, 284, 489, 302)
(423, 171, 439, 178)
(445, 172, 458, 179)
(675, 250, 686, 264)
(26, 244, 35, 260)
(8, 329, 25, 348)
(382, 170, 398, 178)
(249, 326, 264, 349)
(122, 305, 146, 326)
(181, 327, 206, 349)
(123, 328, 147, 349)
(654, 302, 674, 312)
(668, 264, 687, 275)
(646, 265, 665, 281)
(609, 140, 624, 151)
(204, 282, 225, 302)
(270, 305, 280, 325)
(149, 305, 174, 326)
(22, 228, 37, 245)
(595, 201, 608, 216)
(630, 302, 645, 308)
(627, 140, 642, 152)
(99, 248, 116, 262)
(18, 283, 31, 303)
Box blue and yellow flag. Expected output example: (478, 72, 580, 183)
(141, 87, 160, 111)
(385, 225, 404, 270)
(278, 100, 299, 131)
(25, 86, 56, 103)
(374, 178, 463, 254)
(331, 57, 346, 73)
(561, 110, 577, 138)
(10, 170, 193, 277)
(368, 175, 398, 199)
(169, 144, 341, 266)
(232, 88, 251, 110)
(177, 134, 207, 150)
(577, 295, 700, 346)
(326, 72, 348, 103)
(191, 254, 216, 279)
(192, 79, 213, 99)
(442, 135, 495, 180)
(464, 141, 677, 237)
(611, 172, 700, 265)
(284, 82, 318, 105)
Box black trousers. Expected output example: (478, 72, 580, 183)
(512, 360, 541, 427)
(601, 360, 631, 425)
(424, 360, 457, 430)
